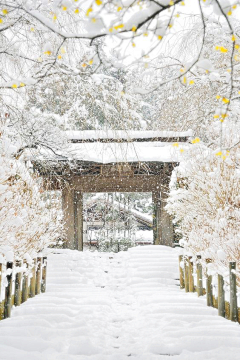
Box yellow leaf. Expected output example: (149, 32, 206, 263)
(12, 84, 18, 88)
(158, 35, 162, 40)
(2, 9, 8, 15)
(220, 119, 224, 123)
(120, 91, 125, 96)
(227, 10, 232, 16)
(213, 114, 219, 119)
(62, 6, 67, 11)
(215, 151, 222, 156)
(143, 32, 148, 37)
(168, 23, 173, 28)
(181, 1, 185, 5)
(30, 27, 35, 31)
(222, 155, 226, 160)
(44, 51, 52, 55)
(232, 34, 236, 42)
(226, 150, 230, 156)
(144, 63, 148, 68)
(220, 46, 228, 53)
(58, 55, 62, 59)
(132, 42, 136, 47)
(82, 63, 87, 67)
(172, 142, 179, 147)
(232, 4, 237, 9)
(194, 137, 200, 143)
(86, 7, 93, 16)
(117, 6, 122, 12)
(235, 44, 239, 49)
(20, 82, 25, 87)
(53, 14, 57, 20)
(189, 80, 195, 85)
(175, 13, 180, 18)
(91, 18, 96, 23)
(88, 59, 93, 65)
(221, 113, 228, 118)
(132, 26, 137, 32)
(114, 24, 124, 30)
(215, 46, 220, 50)
(109, 27, 113, 33)
(182, 76, 187, 84)
(60, 47, 66, 54)
(180, 149, 184, 153)
(0, 18, 2, 23)
(95, 0, 102, 5)
(216, 95, 221, 99)
(234, 54, 240, 61)
(74, 8, 79, 14)
(222, 97, 229, 103)
(169, 1, 174, 5)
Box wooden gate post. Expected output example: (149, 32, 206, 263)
(229, 262, 238, 322)
(4, 261, 13, 319)
(0, 262, 4, 320)
(188, 256, 194, 292)
(41, 257, 47, 293)
(152, 191, 161, 245)
(206, 259, 213, 307)
(14, 260, 22, 306)
(74, 191, 83, 251)
(35, 257, 42, 295)
(184, 256, 189, 292)
(179, 255, 185, 289)
(218, 274, 225, 318)
(196, 255, 203, 296)
(22, 260, 29, 303)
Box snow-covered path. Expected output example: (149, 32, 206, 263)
(0, 246, 240, 360)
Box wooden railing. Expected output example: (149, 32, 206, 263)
(179, 255, 240, 323)
(0, 256, 47, 320)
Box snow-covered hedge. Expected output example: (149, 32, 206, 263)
(0, 126, 64, 261)
(166, 142, 240, 274)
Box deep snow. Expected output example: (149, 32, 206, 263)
(0, 245, 240, 360)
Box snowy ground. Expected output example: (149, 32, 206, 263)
(0, 245, 240, 360)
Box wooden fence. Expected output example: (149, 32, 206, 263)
(0, 256, 47, 321)
(179, 255, 240, 323)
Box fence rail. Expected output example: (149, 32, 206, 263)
(0, 256, 47, 321)
(179, 255, 240, 323)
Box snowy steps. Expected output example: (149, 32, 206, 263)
(0, 246, 240, 360)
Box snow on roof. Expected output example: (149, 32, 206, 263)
(66, 130, 193, 142)
(32, 130, 192, 164)
(63, 141, 188, 163)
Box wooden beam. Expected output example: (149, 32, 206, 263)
(62, 188, 75, 249)
(152, 191, 161, 245)
(74, 191, 83, 251)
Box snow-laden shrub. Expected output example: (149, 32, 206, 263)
(0, 126, 64, 260)
(166, 142, 240, 274)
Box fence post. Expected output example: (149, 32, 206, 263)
(218, 274, 225, 318)
(4, 261, 13, 319)
(30, 259, 36, 298)
(41, 257, 47, 293)
(188, 256, 194, 292)
(22, 260, 29, 303)
(184, 256, 189, 292)
(179, 255, 185, 289)
(229, 262, 238, 322)
(14, 260, 22, 307)
(206, 259, 213, 307)
(0, 262, 4, 320)
(196, 255, 203, 296)
(35, 257, 42, 295)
